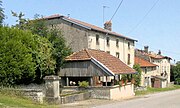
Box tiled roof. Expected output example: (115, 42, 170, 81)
(44, 14, 137, 42)
(149, 54, 165, 59)
(135, 49, 171, 59)
(66, 49, 136, 74)
(135, 57, 157, 67)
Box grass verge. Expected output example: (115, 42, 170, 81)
(0, 88, 59, 108)
(135, 84, 180, 96)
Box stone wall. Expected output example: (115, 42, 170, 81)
(60, 92, 91, 104)
(19, 89, 44, 104)
(62, 83, 135, 100)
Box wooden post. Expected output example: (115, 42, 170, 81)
(90, 77, 93, 86)
(66, 77, 69, 86)
(105, 76, 108, 86)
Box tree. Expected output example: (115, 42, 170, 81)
(133, 64, 142, 87)
(12, 13, 72, 74)
(0, 26, 55, 85)
(0, 27, 36, 85)
(0, 0, 4, 25)
(172, 63, 180, 84)
(47, 28, 72, 73)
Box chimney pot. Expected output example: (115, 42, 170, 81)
(144, 46, 149, 53)
(104, 21, 112, 31)
(158, 50, 161, 55)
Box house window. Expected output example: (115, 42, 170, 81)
(96, 34, 99, 45)
(145, 68, 147, 74)
(128, 54, 130, 65)
(106, 37, 110, 46)
(116, 52, 120, 58)
(106, 51, 110, 54)
(116, 39, 119, 47)
(128, 42, 130, 49)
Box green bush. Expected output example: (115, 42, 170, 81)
(0, 27, 55, 85)
(133, 64, 142, 87)
(78, 81, 89, 88)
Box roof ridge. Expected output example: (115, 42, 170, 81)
(84, 49, 92, 59)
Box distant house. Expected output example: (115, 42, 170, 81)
(44, 14, 137, 67)
(135, 57, 158, 87)
(135, 46, 171, 85)
(60, 49, 136, 99)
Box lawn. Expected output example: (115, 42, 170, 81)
(135, 84, 180, 96)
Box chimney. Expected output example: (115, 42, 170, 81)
(158, 50, 161, 55)
(144, 46, 149, 53)
(104, 21, 112, 31)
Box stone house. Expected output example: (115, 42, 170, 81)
(135, 46, 171, 84)
(135, 56, 158, 87)
(60, 49, 136, 99)
(44, 14, 137, 67)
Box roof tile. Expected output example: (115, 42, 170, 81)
(135, 57, 157, 67)
(44, 14, 137, 42)
(66, 49, 136, 74)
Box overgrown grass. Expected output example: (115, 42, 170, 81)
(0, 88, 59, 108)
(135, 85, 180, 96)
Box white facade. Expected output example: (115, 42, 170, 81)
(141, 67, 158, 87)
(151, 58, 171, 83)
(88, 31, 135, 67)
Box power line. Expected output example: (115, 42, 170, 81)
(127, 0, 160, 34)
(110, 0, 124, 21)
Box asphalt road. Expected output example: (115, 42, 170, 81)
(93, 89, 180, 108)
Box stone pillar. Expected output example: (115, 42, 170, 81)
(44, 75, 60, 104)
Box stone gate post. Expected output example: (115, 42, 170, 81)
(44, 75, 60, 104)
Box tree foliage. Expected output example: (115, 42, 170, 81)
(0, 27, 55, 85)
(133, 64, 142, 87)
(12, 12, 72, 74)
(172, 63, 180, 84)
(0, 0, 5, 25)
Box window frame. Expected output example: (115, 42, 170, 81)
(96, 34, 99, 45)
(128, 54, 131, 65)
(116, 52, 120, 58)
(106, 37, 110, 46)
(116, 39, 119, 47)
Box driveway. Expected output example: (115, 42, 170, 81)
(93, 89, 180, 108)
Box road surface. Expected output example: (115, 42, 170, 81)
(93, 89, 180, 108)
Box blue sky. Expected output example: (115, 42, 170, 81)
(3, 0, 180, 62)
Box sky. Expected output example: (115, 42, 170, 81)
(2, 0, 180, 62)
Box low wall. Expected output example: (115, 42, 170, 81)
(60, 92, 91, 104)
(62, 83, 135, 100)
(90, 83, 135, 100)
(18, 89, 44, 104)
(110, 84, 135, 99)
